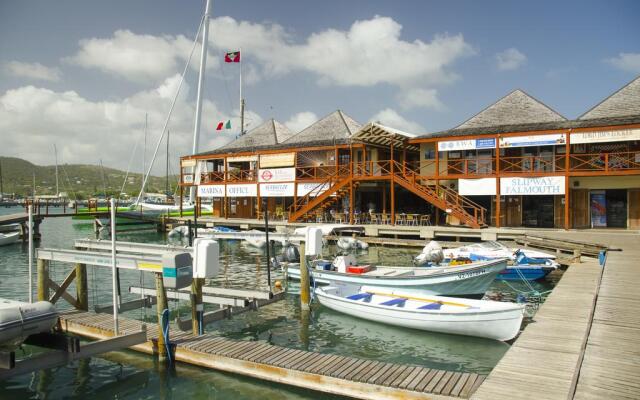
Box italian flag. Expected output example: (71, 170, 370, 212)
(216, 120, 232, 130)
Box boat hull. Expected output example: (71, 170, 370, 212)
(286, 259, 507, 297)
(498, 266, 556, 281)
(0, 299, 58, 350)
(0, 231, 20, 246)
(315, 288, 524, 341)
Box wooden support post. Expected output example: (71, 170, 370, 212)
(37, 259, 49, 302)
(191, 277, 204, 336)
(495, 135, 501, 228)
(564, 130, 571, 230)
(390, 141, 395, 225)
(299, 243, 310, 311)
(154, 272, 169, 360)
(349, 179, 354, 224)
(75, 263, 88, 311)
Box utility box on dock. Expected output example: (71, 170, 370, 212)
(305, 227, 323, 256)
(193, 238, 220, 279)
(162, 252, 192, 289)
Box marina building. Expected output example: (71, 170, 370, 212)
(180, 77, 640, 230)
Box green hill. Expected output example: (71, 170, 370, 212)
(0, 156, 179, 199)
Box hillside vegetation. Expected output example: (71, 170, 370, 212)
(0, 156, 179, 199)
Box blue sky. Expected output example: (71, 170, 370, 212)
(1, 0, 639, 173)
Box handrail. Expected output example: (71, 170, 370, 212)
(570, 151, 640, 172)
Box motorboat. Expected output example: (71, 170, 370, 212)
(336, 236, 369, 250)
(441, 241, 556, 261)
(285, 255, 507, 297)
(0, 299, 58, 350)
(315, 285, 524, 341)
(0, 231, 20, 246)
(168, 225, 237, 238)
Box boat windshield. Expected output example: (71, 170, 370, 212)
(477, 241, 506, 250)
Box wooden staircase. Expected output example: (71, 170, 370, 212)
(288, 172, 352, 222)
(394, 162, 486, 229)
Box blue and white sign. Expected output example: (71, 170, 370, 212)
(499, 134, 566, 148)
(226, 184, 257, 197)
(438, 138, 496, 151)
(297, 182, 330, 197)
(500, 176, 565, 195)
(198, 184, 225, 198)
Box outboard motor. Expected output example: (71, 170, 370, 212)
(414, 240, 444, 266)
(281, 243, 300, 263)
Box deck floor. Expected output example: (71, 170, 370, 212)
(59, 311, 486, 399)
(472, 232, 640, 400)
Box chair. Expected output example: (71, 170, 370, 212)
(315, 211, 325, 223)
(395, 214, 406, 225)
(420, 214, 432, 226)
(406, 214, 417, 226)
(380, 213, 389, 225)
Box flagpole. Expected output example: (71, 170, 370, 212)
(239, 47, 244, 136)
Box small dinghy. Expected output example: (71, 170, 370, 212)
(443, 241, 556, 261)
(336, 237, 369, 250)
(0, 299, 58, 350)
(315, 286, 524, 341)
(0, 231, 20, 246)
(285, 255, 507, 297)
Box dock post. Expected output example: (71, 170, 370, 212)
(299, 243, 310, 311)
(191, 277, 204, 336)
(155, 272, 169, 361)
(37, 259, 49, 302)
(75, 263, 88, 311)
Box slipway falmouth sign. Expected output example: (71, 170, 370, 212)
(500, 176, 565, 195)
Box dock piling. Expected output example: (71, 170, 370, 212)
(299, 243, 310, 311)
(37, 258, 49, 302)
(154, 272, 169, 361)
(75, 263, 88, 311)
(191, 278, 204, 336)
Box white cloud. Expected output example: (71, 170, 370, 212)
(605, 52, 640, 73)
(397, 88, 445, 111)
(3, 61, 62, 82)
(284, 111, 318, 132)
(211, 15, 473, 88)
(495, 48, 527, 71)
(0, 78, 259, 174)
(370, 108, 424, 133)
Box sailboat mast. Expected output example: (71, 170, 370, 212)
(0, 160, 4, 197)
(190, 0, 213, 202)
(166, 130, 170, 194)
(142, 113, 147, 197)
(32, 172, 36, 199)
(240, 46, 244, 136)
(54, 144, 59, 197)
(100, 159, 108, 198)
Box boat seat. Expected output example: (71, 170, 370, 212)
(419, 302, 443, 310)
(379, 298, 407, 307)
(347, 293, 373, 302)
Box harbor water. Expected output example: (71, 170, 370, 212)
(0, 207, 558, 399)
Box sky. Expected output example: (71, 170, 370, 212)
(1, 0, 639, 176)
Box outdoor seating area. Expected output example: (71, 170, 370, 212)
(295, 210, 432, 225)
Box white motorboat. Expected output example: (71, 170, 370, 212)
(336, 237, 369, 250)
(315, 286, 524, 341)
(0, 231, 20, 246)
(135, 202, 194, 214)
(0, 299, 58, 350)
(440, 241, 556, 261)
(285, 256, 507, 297)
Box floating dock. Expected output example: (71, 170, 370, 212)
(58, 311, 486, 400)
(472, 232, 640, 400)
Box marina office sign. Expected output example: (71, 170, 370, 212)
(198, 184, 258, 197)
(500, 176, 565, 195)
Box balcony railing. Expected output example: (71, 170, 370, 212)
(570, 151, 640, 172)
(500, 155, 566, 174)
(226, 169, 257, 182)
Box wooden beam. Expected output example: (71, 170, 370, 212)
(48, 268, 77, 304)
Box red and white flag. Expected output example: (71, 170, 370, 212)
(224, 51, 240, 63)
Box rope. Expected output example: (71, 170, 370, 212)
(161, 308, 172, 364)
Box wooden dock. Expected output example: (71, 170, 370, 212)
(472, 232, 640, 400)
(59, 311, 487, 400)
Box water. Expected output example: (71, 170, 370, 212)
(0, 206, 557, 399)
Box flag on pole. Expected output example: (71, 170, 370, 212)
(224, 51, 240, 63)
(216, 120, 232, 130)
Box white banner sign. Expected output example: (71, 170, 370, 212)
(459, 178, 497, 196)
(499, 133, 566, 148)
(258, 167, 296, 183)
(260, 183, 295, 197)
(226, 184, 257, 197)
(571, 128, 640, 144)
(500, 176, 565, 196)
(197, 184, 225, 198)
(183, 175, 194, 184)
(438, 138, 496, 151)
(297, 182, 330, 197)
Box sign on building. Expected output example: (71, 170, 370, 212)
(226, 184, 257, 197)
(499, 134, 566, 148)
(198, 184, 225, 198)
(459, 178, 497, 196)
(297, 182, 330, 197)
(571, 128, 640, 144)
(437, 138, 496, 151)
(258, 167, 296, 183)
(260, 183, 295, 197)
(500, 176, 565, 195)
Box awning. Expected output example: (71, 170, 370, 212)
(351, 122, 419, 151)
(228, 155, 258, 163)
(260, 152, 295, 168)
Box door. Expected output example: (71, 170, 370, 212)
(523, 195, 554, 228)
(606, 189, 627, 228)
(504, 196, 522, 227)
(554, 196, 565, 228)
(629, 189, 640, 229)
(571, 189, 589, 228)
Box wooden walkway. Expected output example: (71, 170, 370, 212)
(59, 311, 486, 400)
(473, 232, 640, 400)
